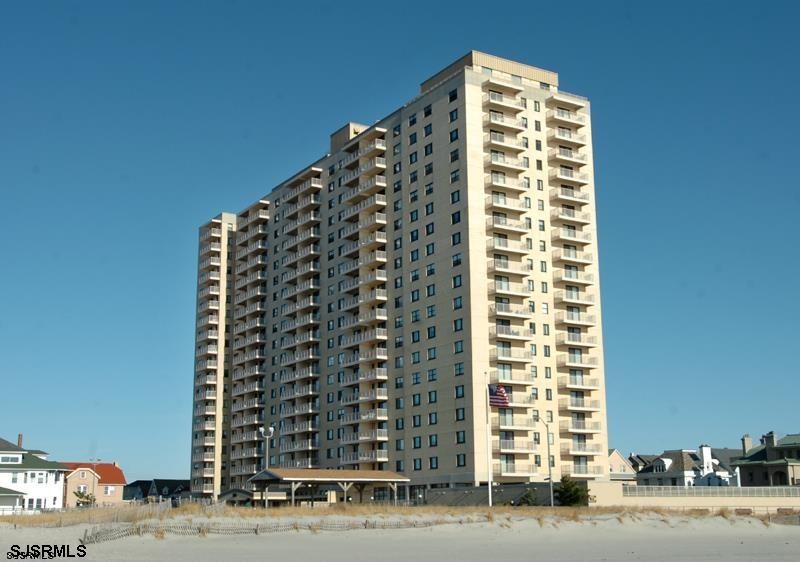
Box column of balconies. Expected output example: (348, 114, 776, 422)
(546, 92, 603, 478)
(335, 133, 389, 469)
(192, 221, 225, 495)
(481, 77, 540, 481)
(276, 172, 323, 472)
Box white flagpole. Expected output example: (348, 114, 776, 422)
(486, 379, 493, 507)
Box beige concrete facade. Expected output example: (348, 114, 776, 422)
(191, 51, 609, 497)
(64, 467, 125, 508)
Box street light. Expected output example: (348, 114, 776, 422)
(258, 425, 274, 508)
(533, 417, 554, 507)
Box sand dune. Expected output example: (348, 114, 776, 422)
(1, 513, 797, 561)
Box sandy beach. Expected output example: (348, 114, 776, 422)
(1, 513, 798, 562)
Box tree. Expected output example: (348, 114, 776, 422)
(555, 476, 588, 506)
(515, 489, 538, 506)
(73, 490, 96, 508)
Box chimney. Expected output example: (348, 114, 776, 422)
(699, 444, 713, 475)
(764, 432, 778, 447)
(17, 433, 22, 448)
(741, 434, 752, 455)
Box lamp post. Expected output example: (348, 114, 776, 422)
(258, 425, 274, 508)
(533, 418, 554, 507)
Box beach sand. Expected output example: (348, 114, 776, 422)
(1, 513, 797, 561)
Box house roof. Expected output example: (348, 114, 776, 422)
(638, 450, 701, 474)
(710, 448, 742, 472)
(0, 486, 24, 497)
(62, 462, 127, 485)
(0, 451, 68, 471)
(778, 434, 800, 447)
(151, 479, 190, 496)
(250, 468, 410, 484)
(0, 438, 25, 453)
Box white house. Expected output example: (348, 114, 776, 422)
(635, 444, 739, 487)
(0, 435, 69, 512)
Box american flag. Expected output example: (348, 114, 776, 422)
(488, 384, 510, 407)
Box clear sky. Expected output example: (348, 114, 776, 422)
(1, 1, 798, 481)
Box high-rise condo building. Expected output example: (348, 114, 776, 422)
(191, 51, 609, 498)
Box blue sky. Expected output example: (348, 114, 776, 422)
(1, 1, 798, 480)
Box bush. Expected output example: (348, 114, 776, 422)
(555, 476, 588, 507)
(515, 489, 538, 506)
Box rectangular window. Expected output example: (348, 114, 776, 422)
(449, 109, 458, 122)
(449, 89, 458, 102)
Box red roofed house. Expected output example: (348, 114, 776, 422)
(62, 462, 127, 507)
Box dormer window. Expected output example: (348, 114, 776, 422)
(0, 454, 21, 464)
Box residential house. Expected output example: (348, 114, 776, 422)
(628, 453, 657, 473)
(62, 462, 127, 507)
(124, 479, 190, 502)
(0, 486, 25, 514)
(635, 445, 738, 487)
(0, 435, 68, 511)
(608, 449, 635, 483)
(732, 432, 800, 486)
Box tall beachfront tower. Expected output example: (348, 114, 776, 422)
(190, 51, 608, 498)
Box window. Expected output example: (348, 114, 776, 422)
(413, 436, 422, 448)
(393, 124, 401, 137)
(409, 152, 418, 164)
(454, 340, 464, 353)
(450, 169, 460, 183)
(449, 129, 459, 142)
(425, 182, 433, 195)
(453, 296, 462, 309)
(393, 143, 401, 155)
(429, 434, 438, 447)
(413, 458, 422, 471)
(425, 242, 434, 256)
(424, 123, 432, 137)
(429, 456, 439, 469)
(396, 439, 405, 451)
(452, 253, 462, 267)
(450, 190, 460, 203)
(454, 362, 465, 376)
(451, 211, 461, 224)
(427, 368, 437, 381)
(428, 412, 438, 425)
(396, 418, 404, 430)
(449, 89, 458, 102)
(451, 232, 461, 245)
(413, 393, 421, 406)
(393, 162, 401, 174)
(457, 453, 466, 467)
(452, 274, 462, 288)
(427, 326, 436, 339)
(413, 414, 422, 427)
(455, 385, 465, 398)
(427, 347, 437, 360)
(410, 209, 418, 222)
(426, 304, 437, 317)
(423, 104, 432, 117)
(426, 263, 435, 276)
(409, 132, 417, 145)
(455, 407, 465, 421)
(409, 113, 417, 126)
(453, 318, 463, 331)
(450, 149, 459, 162)
(449, 109, 458, 122)
(428, 390, 437, 404)
(424, 143, 433, 156)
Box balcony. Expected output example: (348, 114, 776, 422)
(494, 440, 538, 453)
(547, 91, 587, 109)
(341, 157, 387, 186)
(484, 132, 526, 153)
(561, 464, 604, 478)
(489, 348, 533, 363)
(339, 328, 388, 348)
(280, 384, 319, 400)
(341, 368, 389, 386)
(339, 212, 386, 238)
(484, 113, 527, 132)
(340, 408, 389, 425)
(199, 242, 222, 256)
(556, 333, 598, 348)
(559, 398, 602, 412)
(280, 402, 319, 418)
(554, 268, 594, 285)
(485, 154, 527, 173)
(547, 147, 587, 166)
(340, 194, 387, 221)
(485, 195, 528, 214)
(489, 369, 536, 385)
(340, 388, 388, 405)
(489, 325, 535, 340)
(239, 209, 270, 228)
(485, 174, 528, 192)
(550, 168, 589, 185)
(341, 175, 387, 204)
(338, 269, 387, 292)
(282, 421, 319, 435)
(341, 139, 387, 168)
(279, 439, 319, 454)
(548, 129, 586, 146)
(557, 354, 600, 369)
(554, 290, 595, 306)
(278, 366, 320, 384)
(200, 227, 222, 242)
(552, 249, 593, 265)
(488, 281, 530, 297)
(285, 279, 320, 299)
(341, 429, 389, 444)
(487, 259, 533, 277)
(195, 359, 218, 372)
(559, 420, 602, 434)
(546, 108, 586, 126)
(507, 391, 537, 406)
(195, 345, 218, 358)
(553, 228, 592, 245)
(488, 238, 529, 254)
(340, 450, 389, 464)
(550, 187, 590, 205)
(283, 177, 323, 203)
(486, 216, 527, 233)
(483, 91, 526, 112)
(555, 312, 596, 327)
(199, 256, 221, 271)
(483, 75, 525, 94)
(558, 376, 601, 391)
(489, 303, 532, 318)
(494, 463, 538, 477)
(492, 417, 537, 430)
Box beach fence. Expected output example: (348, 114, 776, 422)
(80, 516, 483, 545)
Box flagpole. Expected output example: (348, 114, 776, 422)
(486, 376, 493, 508)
